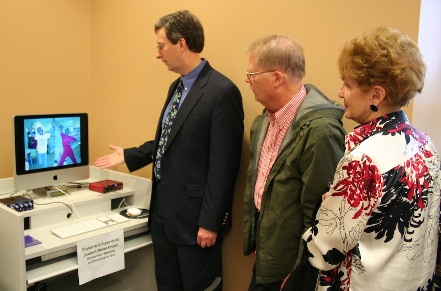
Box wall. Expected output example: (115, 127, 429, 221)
(0, 0, 91, 178)
(1, 1, 422, 290)
(414, 0, 441, 151)
(90, 1, 421, 290)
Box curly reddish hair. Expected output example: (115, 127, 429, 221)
(338, 27, 426, 107)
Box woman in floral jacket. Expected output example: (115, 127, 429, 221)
(303, 26, 440, 291)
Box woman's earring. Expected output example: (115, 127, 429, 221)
(370, 104, 378, 112)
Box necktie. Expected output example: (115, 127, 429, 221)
(154, 80, 184, 180)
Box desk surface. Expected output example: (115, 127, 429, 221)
(26, 233, 152, 285)
(23, 186, 147, 260)
(25, 213, 148, 260)
(0, 166, 153, 291)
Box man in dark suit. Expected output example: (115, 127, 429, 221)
(94, 10, 244, 291)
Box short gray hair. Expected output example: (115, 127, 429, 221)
(247, 35, 305, 81)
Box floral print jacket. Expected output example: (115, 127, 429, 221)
(303, 110, 440, 291)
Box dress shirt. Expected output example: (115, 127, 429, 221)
(254, 85, 306, 210)
(161, 59, 207, 126)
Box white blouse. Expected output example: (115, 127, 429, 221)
(303, 111, 440, 291)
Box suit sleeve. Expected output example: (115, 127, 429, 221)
(197, 84, 244, 233)
(124, 140, 154, 172)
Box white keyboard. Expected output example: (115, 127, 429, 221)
(51, 213, 130, 239)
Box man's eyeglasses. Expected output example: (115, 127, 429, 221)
(245, 70, 275, 81)
(156, 43, 166, 52)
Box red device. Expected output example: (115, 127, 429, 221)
(89, 179, 123, 193)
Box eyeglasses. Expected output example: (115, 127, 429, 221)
(156, 43, 166, 52)
(245, 70, 275, 81)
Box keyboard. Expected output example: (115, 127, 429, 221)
(51, 213, 130, 239)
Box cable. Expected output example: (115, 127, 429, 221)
(54, 186, 82, 218)
(116, 197, 129, 213)
(22, 193, 74, 218)
(0, 190, 18, 197)
(64, 182, 89, 189)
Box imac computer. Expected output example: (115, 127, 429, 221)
(13, 113, 89, 192)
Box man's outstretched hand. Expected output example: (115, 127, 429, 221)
(94, 144, 125, 169)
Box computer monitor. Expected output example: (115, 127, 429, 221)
(13, 113, 89, 192)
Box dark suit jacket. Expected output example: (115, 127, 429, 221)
(124, 61, 244, 245)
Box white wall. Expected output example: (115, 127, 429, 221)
(414, 0, 441, 151)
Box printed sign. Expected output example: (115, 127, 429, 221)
(77, 229, 124, 285)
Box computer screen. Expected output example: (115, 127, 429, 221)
(13, 113, 89, 191)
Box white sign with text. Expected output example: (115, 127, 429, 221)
(77, 229, 125, 285)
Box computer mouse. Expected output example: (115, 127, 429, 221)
(126, 208, 142, 217)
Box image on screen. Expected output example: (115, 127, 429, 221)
(13, 113, 89, 191)
(23, 116, 82, 171)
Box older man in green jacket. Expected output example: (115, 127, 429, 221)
(243, 35, 346, 290)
